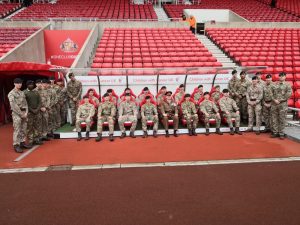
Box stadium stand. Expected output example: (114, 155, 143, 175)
(163, 0, 300, 22)
(277, 0, 300, 17)
(0, 3, 21, 18)
(12, 0, 157, 20)
(90, 28, 221, 71)
(206, 28, 300, 108)
(0, 27, 39, 58)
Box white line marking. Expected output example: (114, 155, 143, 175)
(13, 145, 40, 162)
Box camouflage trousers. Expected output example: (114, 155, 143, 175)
(161, 113, 179, 130)
(39, 110, 49, 137)
(248, 103, 262, 129)
(271, 102, 288, 135)
(27, 112, 41, 144)
(183, 114, 198, 129)
(203, 113, 221, 129)
(97, 115, 114, 134)
(76, 117, 92, 132)
(118, 115, 137, 132)
(237, 96, 248, 121)
(223, 112, 240, 128)
(262, 104, 272, 130)
(69, 100, 79, 125)
(12, 112, 27, 146)
(57, 103, 67, 126)
(142, 115, 158, 131)
(48, 106, 57, 133)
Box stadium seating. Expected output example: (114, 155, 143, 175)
(257, 0, 300, 17)
(163, 0, 300, 22)
(12, 0, 157, 20)
(0, 3, 21, 19)
(206, 27, 300, 108)
(0, 27, 39, 58)
(91, 28, 221, 71)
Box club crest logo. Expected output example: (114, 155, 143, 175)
(60, 38, 78, 53)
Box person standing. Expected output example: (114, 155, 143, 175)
(262, 74, 273, 133)
(56, 79, 68, 127)
(237, 71, 251, 122)
(228, 70, 240, 102)
(8, 78, 31, 153)
(67, 73, 82, 126)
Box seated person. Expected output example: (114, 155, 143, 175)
(120, 87, 136, 101)
(210, 85, 222, 103)
(191, 85, 204, 103)
(76, 96, 95, 141)
(141, 96, 159, 138)
(181, 94, 198, 136)
(118, 93, 138, 139)
(106, 89, 118, 105)
(219, 89, 242, 135)
(96, 93, 116, 142)
(199, 92, 223, 136)
(156, 86, 167, 105)
(84, 88, 100, 107)
(159, 91, 179, 137)
(174, 84, 185, 104)
(138, 87, 154, 102)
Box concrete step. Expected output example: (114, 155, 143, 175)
(154, 7, 170, 21)
(5, 6, 25, 19)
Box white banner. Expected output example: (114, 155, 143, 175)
(158, 75, 186, 85)
(99, 76, 126, 86)
(128, 76, 157, 85)
(75, 76, 98, 86)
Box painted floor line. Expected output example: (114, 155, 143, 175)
(2, 156, 300, 174)
(13, 145, 40, 162)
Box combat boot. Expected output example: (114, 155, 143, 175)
(153, 130, 158, 138)
(130, 131, 136, 138)
(77, 132, 82, 141)
(41, 136, 50, 141)
(247, 127, 253, 132)
(165, 130, 170, 137)
(235, 127, 242, 135)
(188, 129, 193, 136)
(216, 128, 223, 135)
(85, 131, 90, 140)
(271, 133, 279, 138)
(13, 145, 23, 153)
(174, 130, 178, 137)
(142, 131, 148, 138)
(192, 129, 197, 136)
(34, 139, 43, 145)
(109, 134, 114, 142)
(255, 130, 261, 135)
(120, 132, 126, 139)
(230, 127, 235, 135)
(95, 133, 102, 142)
(279, 134, 285, 140)
(205, 129, 210, 136)
(20, 142, 32, 149)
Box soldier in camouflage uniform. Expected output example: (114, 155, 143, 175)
(138, 87, 153, 102)
(107, 89, 118, 105)
(200, 92, 223, 136)
(159, 91, 179, 137)
(35, 80, 50, 141)
(156, 86, 167, 105)
(210, 85, 222, 103)
(246, 76, 263, 135)
(191, 85, 204, 103)
(8, 78, 31, 153)
(50, 77, 61, 129)
(76, 96, 95, 141)
(256, 72, 265, 89)
(181, 93, 198, 136)
(174, 84, 185, 104)
(219, 89, 242, 135)
(270, 72, 292, 139)
(262, 74, 273, 133)
(96, 93, 116, 142)
(118, 93, 138, 138)
(87, 88, 100, 107)
(141, 95, 158, 138)
(228, 70, 240, 102)
(24, 80, 42, 146)
(56, 79, 68, 126)
(67, 73, 82, 126)
(46, 79, 58, 136)
(237, 71, 251, 122)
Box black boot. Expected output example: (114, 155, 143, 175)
(205, 129, 210, 136)
(13, 145, 23, 153)
(235, 127, 242, 135)
(41, 136, 50, 141)
(20, 142, 32, 149)
(95, 133, 102, 142)
(165, 130, 169, 138)
(271, 133, 279, 138)
(188, 129, 193, 136)
(77, 132, 82, 141)
(109, 134, 114, 142)
(230, 127, 235, 135)
(34, 139, 43, 145)
(120, 132, 126, 139)
(153, 130, 158, 138)
(130, 131, 136, 138)
(142, 131, 148, 138)
(216, 128, 223, 135)
(192, 129, 197, 136)
(174, 130, 178, 137)
(85, 131, 90, 140)
(279, 134, 285, 140)
(255, 130, 261, 135)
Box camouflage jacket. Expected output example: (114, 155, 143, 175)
(8, 88, 28, 117)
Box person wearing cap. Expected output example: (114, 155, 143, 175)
(181, 93, 198, 136)
(200, 92, 223, 136)
(56, 79, 68, 126)
(35, 79, 50, 141)
(262, 74, 274, 133)
(174, 84, 185, 104)
(270, 72, 292, 139)
(8, 78, 30, 153)
(24, 80, 43, 146)
(246, 76, 263, 135)
(76, 95, 95, 141)
(228, 70, 240, 103)
(159, 91, 179, 137)
(96, 93, 116, 142)
(191, 85, 204, 103)
(237, 71, 251, 122)
(46, 78, 58, 136)
(156, 86, 167, 105)
(255, 72, 265, 89)
(141, 95, 158, 138)
(219, 89, 242, 135)
(67, 73, 82, 126)
(118, 93, 138, 139)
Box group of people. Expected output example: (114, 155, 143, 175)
(8, 70, 292, 153)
